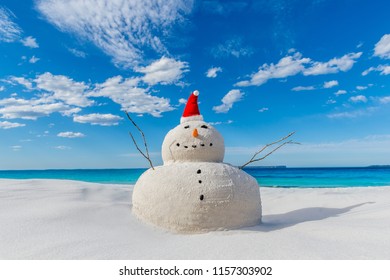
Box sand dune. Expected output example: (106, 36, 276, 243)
(1, 179, 389, 259)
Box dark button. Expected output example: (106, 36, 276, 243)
(192, 145, 197, 148)
(176, 143, 180, 147)
(197, 169, 201, 174)
(198, 180, 202, 184)
(209, 143, 213, 146)
(200, 194, 204, 201)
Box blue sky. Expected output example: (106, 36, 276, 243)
(1, 0, 390, 169)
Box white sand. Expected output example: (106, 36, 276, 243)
(1, 179, 389, 260)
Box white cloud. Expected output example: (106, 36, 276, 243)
(36, 0, 193, 68)
(57, 131, 85, 138)
(20, 36, 39, 48)
(11, 145, 22, 151)
(374, 34, 390, 59)
(361, 68, 373, 76)
(349, 95, 367, 103)
(178, 98, 187, 105)
(54, 145, 71, 150)
(206, 67, 222, 78)
(327, 107, 376, 119)
(200, 1, 248, 15)
(335, 90, 347, 96)
(209, 120, 234, 126)
(73, 113, 122, 126)
(303, 52, 362, 76)
(60, 107, 81, 117)
(29, 55, 40, 64)
(0, 86, 4, 91)
(213, 89, 244, 113)
(6, 73, 93, 108)
(379, 96, 390, 104)
(236, 51, 361, 87)
(236, 52, 309, 87)
(135, 57, 189, 86)
(0, 97, 75, 120)
(0, 120, 25, 129)
(266, 52, 309, 77)
(327, 111, 363, 119)
(356, 85, 367, 91)
(326, 99, 336, 105)
(9, 76, 33, 90)
(0, 7, 22, 42)
(211, 37, 254, 58)
(3, 72, 175, 119)
(362, 65, 390, 76)
(377, 65, 390, 74)
(68, 48, 87, 58)
(0, 97, 29, 107)
(291, 85, 315, 91)
(0, 8, 40, 51)
(258, 107, 269, 113)
(90, 75, 174, 117)
(323, 80, 338, 88)
(34, 72, 93, 107)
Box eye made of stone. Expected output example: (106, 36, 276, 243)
(201, 125, 208, 129)
(184, 125, 190, 129)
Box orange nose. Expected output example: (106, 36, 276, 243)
(192, 128, 199, 138)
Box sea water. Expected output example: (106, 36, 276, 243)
(245, 166, 390, 188)
(1, 166, 390, 188)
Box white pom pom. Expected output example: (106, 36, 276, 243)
(193, 90, 199, 96)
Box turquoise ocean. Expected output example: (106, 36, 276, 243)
(1, 166, 390, 188)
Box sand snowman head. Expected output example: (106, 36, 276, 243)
(162, 91, 225, 164)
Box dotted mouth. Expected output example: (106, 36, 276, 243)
(175, 142, 212, 149)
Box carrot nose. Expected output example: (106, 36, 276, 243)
(192, 128, 199, 138)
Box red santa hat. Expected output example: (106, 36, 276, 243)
(180, 90, 204, 123)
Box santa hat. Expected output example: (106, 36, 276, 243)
(180, 90, 204, 124)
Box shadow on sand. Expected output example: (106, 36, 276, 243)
(246, 202, 374, 232)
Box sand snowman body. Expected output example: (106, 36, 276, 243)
(132, 92, 262, 233)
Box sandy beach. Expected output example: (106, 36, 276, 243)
(1, 179, 389, 260)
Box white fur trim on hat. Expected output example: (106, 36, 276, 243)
(180, 115, 204, 124)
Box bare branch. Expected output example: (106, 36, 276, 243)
(239, 132, 300, 169)
(126, 112, 154, 170)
